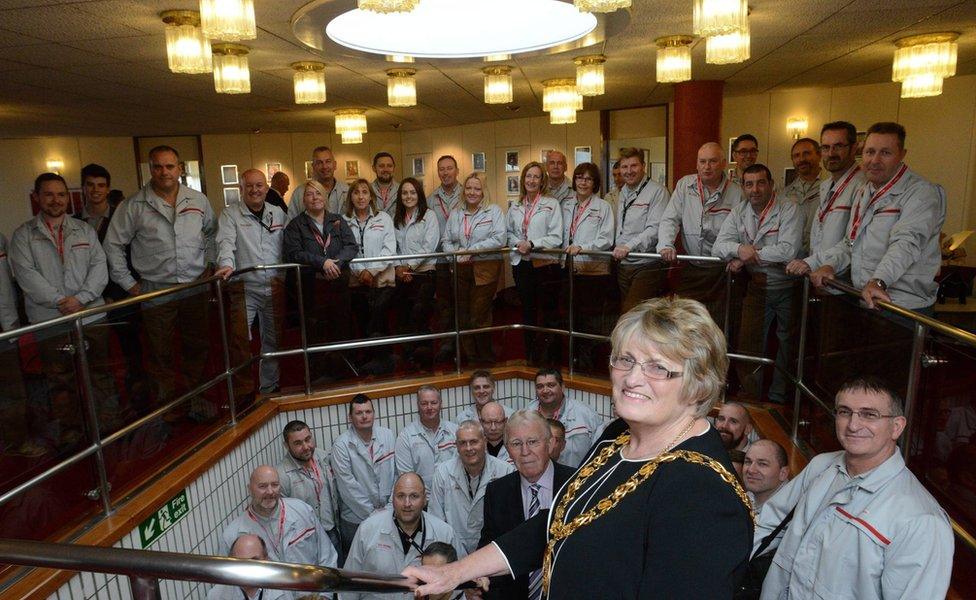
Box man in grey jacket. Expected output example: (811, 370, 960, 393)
(103, 145, 217, 412)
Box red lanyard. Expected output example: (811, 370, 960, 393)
(818, 165, 860, 223)
(696, 176, 729, 207)
(462, 211, 476, 240)
(848, 163, 907, 242)
(307, 459, 324, 500)
(378, 184, 391, 209)
(521, 194, 541, 239)
(434, 189, 455, 220)
(247, 502, 286, 556)
(310, 220, 331, 251)
(44, 220, 64, 263)
(569, 197, 591, 240)
(747, 194, 776, 245)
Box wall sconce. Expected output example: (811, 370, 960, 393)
(787, 117, 808, 140)
(46, 159, 64, 174)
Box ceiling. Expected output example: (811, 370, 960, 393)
(0, 0, 974, 137)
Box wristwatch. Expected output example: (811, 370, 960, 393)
(869, 278, 887, 291)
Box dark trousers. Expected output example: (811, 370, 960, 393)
(513, 261, 561, 364)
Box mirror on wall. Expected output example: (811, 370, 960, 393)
(606, 105, 668, 193)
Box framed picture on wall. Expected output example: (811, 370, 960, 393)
(728, 137, 738, 165)
(305, 161, 314, 179)
(784, 167, 798, 188)
(541, 148, 555, 163)
(651, 162, 666, 186)
(220, 164, 238, 185)
(505, 151, 519, 172)
(472, 152, 486, 172)
(856, 131, 867, 160)
(507, 174, 519, 195)
(574, 146, 592, 165)
(413, 156, 424, 176)
(346, 160, 359, 179)
(266, 162, 281, 177)
(223, 186, 240, 207)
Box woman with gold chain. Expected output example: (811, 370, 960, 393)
(404, 297, 754, 598)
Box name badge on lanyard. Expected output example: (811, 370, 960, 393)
(847, 164, 907, 244)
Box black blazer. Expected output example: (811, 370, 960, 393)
(478, 462, 576, 599)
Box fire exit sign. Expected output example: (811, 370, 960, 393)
(138, 489, 190, 548)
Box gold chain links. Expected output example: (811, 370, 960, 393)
(541, 432, 755, 595)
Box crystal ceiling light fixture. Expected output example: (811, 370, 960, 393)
(694, 0, 748, 37)
(359, 0, 420, 13)
(542, 78, 582, 124)
(574, 54, 606, 96)
(892, 33, 959, 99)
(161, 10, 212, 74)
(199, 0, 256, 41)
(483, 66, 514, 104)
(705, 18, 750, 64)
(574, 0, 630, 12)
(211, 43, 250, 94)
(292, 61, 326, 104)
(655, 35, 693, 83)
(335, 108, 368, 144)
(386, 68, 417, 107)
(325, 0, 598, 59)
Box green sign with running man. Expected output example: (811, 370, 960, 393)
(138, 489, 190, 548)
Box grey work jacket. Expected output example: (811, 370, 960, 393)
(756, 450, 952, 600)
(428, 184, 463, 242)
(220, 498, 338, 568)
(217, 201, 287, 289)
(0, 234, 22, 331)
(561, 195, 614, 267)
(712, 196, 803, 289)
(804, 165, 865, 270)
(395, 209, 440, 272)
(330, 426, 397, 524)
(614, 177, 670, 265)
(818, 165, 945, 309)
(394, 418, 458, 492)
(506, 195, 563, 266)
(103, 184, 216, 289)
(442, 205, 506, 261)
(277, 447, 339, 532)
(657, 174, 743, 262)
(428, 455, 514, 554)
(372, 179, 400, 218)
(288, 179, 350, 218)
(10, 215, 106, 324)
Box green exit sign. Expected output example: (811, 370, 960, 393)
(138, 489, 190, 548)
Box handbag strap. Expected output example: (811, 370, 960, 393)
(751, 505, 796, 560)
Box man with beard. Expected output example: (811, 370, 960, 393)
(715, 402, 754, 453)
(429, 421, 513, 554)
(782, 138, 825, 254)
(207, 535, 293, 600)
(276, 420, 340, 553)
(371, 152, 400, 218)
(527, 368, 603, 467)
(288, 146, 350, 217)
(221, 465, 337, 567)
(344, 473, 460, 600)
(11, 173, 115, 444)
(786, 121, 866, 282)
(713, 164, 802, 404)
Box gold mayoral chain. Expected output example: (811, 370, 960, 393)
(540, 429, 755, 595)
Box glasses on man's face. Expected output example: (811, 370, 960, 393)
(609, 355, 683, 380)
(508, 438, 543, 451)
(834, 407, 897, 422)
(819, 143, 851, 153)
(734, 148, 759, 156)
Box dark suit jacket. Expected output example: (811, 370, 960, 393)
(265, 187, 288, 214)
(478, 462, 575, 599)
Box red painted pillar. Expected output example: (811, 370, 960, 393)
(672, 80, 724, 181)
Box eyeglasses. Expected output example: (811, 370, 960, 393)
(508, 438, 544, 451)
(609, 355, 683, 380)
(734, 148, 759, 156)
(834, 407, 898, 422)
(819, 143, 851, 153)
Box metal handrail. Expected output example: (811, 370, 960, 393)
(0, 538, 414, 597)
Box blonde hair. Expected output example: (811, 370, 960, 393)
(610, 297, 728, 418)
(303, 179, 328, 211)
(461, 172, 491, 210)
(343, 178, 378, 217)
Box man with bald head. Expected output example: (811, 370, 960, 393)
(344, 473, 460, 599)
(715, 402, 754, 453)
(215, 169, 288, 394)
(207, 534, 294, 599)
(658, 142, 744, 322)
(743, 439, 789, 512)
(479, 402, 511, 464)
(429, 421, 514, 553)
(221, 465, 337, 568)
(265, 171, 289, 213)
(544, 150, 573, 202)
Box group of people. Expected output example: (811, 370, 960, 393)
(212, 297, 953, 600)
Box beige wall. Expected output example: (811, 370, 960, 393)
(721, 74, 976, 239)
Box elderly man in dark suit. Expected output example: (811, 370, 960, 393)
(478, 409, 575, 599)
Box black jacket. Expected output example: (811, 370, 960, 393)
(282, 211, 357, 270)
(478, 461, 576, 599)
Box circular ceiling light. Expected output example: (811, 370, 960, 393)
(324, 0, 598, 59)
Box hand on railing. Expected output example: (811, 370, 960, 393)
(785, 259, 811, 276)
(611, 245, 630, 260)
(322, 259, 341, 280)
(214, 266, 234, 280)
(660, 247, 676, 262)
(808, 265, 836, 289)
